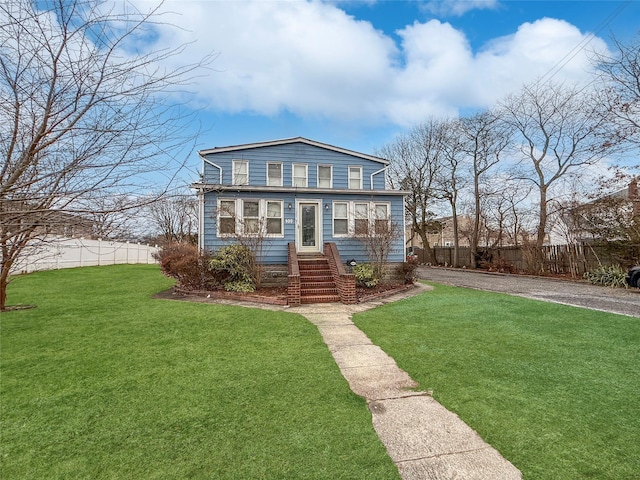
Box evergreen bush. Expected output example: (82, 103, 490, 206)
(353, 263, 379, 288)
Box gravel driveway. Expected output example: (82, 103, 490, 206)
(417, 267, 640, 318)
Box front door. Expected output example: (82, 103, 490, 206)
(297, 202, 320, 253)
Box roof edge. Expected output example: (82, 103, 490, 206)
(198, 137, 389, 165)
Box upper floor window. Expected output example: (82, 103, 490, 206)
(348, 166, 362, 189)
(232, 160, 249, 185)
(318, 165, 332, 188)
(267, 162, 282, 187)
(292, 163, 308, 187)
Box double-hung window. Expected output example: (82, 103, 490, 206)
(348, 166, 362, 189)
(218, 200, 236, 235)
(333, 202, 348, 236)
(266, 162, 282, 187)
(318, 165, 332, 188)
(218, 199, 284, 237)
(292, 163, 308, 187)
(374, 203, 390, 233)
(266, 201, 283, 235)
(243, 200, 259, 234)
(232, 160, 249, 185)
(354, 202, 369, 235)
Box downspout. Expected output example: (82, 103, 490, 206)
(197, 188, 204, 250)
(199, 153, 223, 185)
(198, 153, 223, 251)
(370, 165, 388, 190)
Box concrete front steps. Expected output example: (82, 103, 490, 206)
(298, 255, 340, 304)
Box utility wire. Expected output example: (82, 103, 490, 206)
(537, 0, 631, 86)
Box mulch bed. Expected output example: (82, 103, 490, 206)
(156, 283, 416, 306)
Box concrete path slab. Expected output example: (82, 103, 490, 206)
(294, 283, 522, 480)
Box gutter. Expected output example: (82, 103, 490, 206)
(199, 153, 223, 184)
(370, 166, 388, 190)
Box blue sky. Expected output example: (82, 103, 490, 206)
(124, 0, 640, 181)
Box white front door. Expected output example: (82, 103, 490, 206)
(297, 201, 321, 253)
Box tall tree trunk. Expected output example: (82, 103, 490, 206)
(418, 230, 437, 264)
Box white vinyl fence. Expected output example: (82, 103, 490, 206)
(13, 237, 159, 274)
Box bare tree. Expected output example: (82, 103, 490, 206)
(434, 119, 467, 267)
(354, 204, 401, 281)
(149, 195, 198, 245)
(498, 82, 613, 271)
(596, 33, 640, 156)
(457, 110, 511, 264)
(0, 0, 210, 309)
(382, 118, 449, 265)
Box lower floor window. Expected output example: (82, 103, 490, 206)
(266, 201, 282, 235)
(333, 200, 391, 236)
(217, 198, 284, 237)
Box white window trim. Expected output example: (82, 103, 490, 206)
(373, 202, 391, 234)
(266, 162, 283, 187)
(217, 199, 238, 237)
(232, 159, 249, 186)
(332, 201, 349, 237)
(217, 198, 285, 238)
(265, 200, 284, 237)
(348, 166, 363, 190)
(330, 200, 391, 237)
(292, 163, 308, 188)
(317, 164, 333, 188)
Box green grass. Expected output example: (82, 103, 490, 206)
(1, 265, 399, 479)
(352, 282, 640, 480)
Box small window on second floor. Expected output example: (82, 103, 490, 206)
(232, 160, 249, 185)
(318, 165, 332, 188)
(348, 166, 362, 189)
(267, 162, 282, 187)
(293, 163, 308, 187)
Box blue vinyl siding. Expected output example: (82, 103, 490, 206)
(203, 143, 387, 190)
(199, 139, 402, 264)
(203, 191, 404, 264)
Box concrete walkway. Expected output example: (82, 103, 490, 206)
(294, 284, 521, 480)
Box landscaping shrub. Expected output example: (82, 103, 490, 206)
(353, 263, 379, 288)
(397, 256, 419, 284)
(209, 244, 256, 292)
(584, 264, 629, 288)
(154, 243, 218, 290)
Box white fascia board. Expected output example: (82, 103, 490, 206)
(198, 137, 389, 166)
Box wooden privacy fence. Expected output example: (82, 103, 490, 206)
(12, 237, 159, 274)
(410, 244, 640, 277)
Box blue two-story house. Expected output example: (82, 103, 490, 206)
(192, 137, 407, 303)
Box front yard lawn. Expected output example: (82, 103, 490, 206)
(353, 282, 640, 479)
(1, 265, 399, 479)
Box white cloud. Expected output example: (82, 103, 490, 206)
(126, 1, 609, 127)
(421, 0, 500, 17)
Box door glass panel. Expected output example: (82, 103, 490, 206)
(301, 205, 316, 247)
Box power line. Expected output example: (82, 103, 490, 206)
(538, 0, 631, 86)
